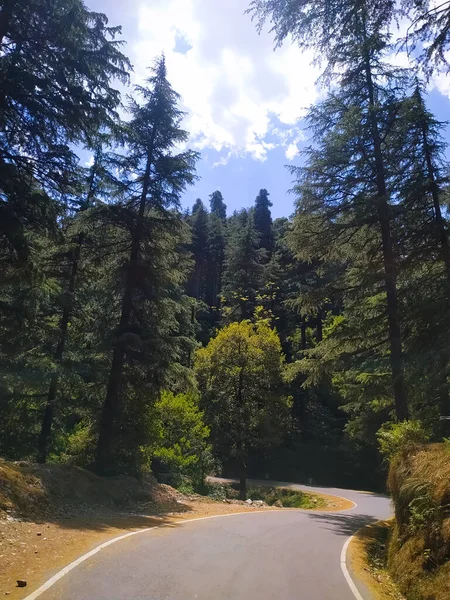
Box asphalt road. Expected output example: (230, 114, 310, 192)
(31, 480, 392, 600)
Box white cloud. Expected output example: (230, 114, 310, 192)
(285, 143, 300, 161)
(85, 155, 95, 167)
(429, 51, 450, 98)
(130, 0, 320, 161)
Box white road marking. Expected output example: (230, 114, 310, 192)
(22, 511, 284, 600)
(341, 533, 365, 600)
(23, 496, 364, 600)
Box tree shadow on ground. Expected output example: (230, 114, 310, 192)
(18, 500, 195, 532)
(306, 511, 378, 536)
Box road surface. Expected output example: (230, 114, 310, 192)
(28, 480, 392, 600)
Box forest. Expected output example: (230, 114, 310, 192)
(2, 0, 450, 498)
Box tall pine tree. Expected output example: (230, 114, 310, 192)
(222, 209, 265, 321)
(95, 57, 198, 474)
(254, 188, 274, 257)
(249, 0, 410, 421)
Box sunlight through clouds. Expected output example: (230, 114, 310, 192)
(131, 0, 320, 163)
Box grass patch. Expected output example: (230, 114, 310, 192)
(366, 521, 391, 572)
(217, 483, 323, 508)
(246, 485, 326, 508)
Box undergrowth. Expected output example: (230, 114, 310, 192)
(387, 443, 450, 600)
(246, 485, 325, 508)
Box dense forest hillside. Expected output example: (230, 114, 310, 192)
(2, 0, 450, 499)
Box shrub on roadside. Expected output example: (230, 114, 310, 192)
(153, 390, 214, 489)
(377, 420, 430, 461)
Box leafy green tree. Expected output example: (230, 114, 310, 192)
(195, 321, 292, 499)
(95, 57, 198, 475)
(153, 390, 212, 488)
(253, 188, 274, 257)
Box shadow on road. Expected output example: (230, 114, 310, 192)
(306, 511, 377, 536)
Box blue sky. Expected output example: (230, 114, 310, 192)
(88, 0, 450, 219)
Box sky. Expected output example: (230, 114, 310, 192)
(88, 0, 450, 219)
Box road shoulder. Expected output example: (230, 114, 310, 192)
(348, 520, 404, 600)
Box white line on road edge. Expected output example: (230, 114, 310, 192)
(22, 511, 285, 600)
(340, 535, 365, 600)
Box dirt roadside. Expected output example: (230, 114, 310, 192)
(348, 520, 405, 600)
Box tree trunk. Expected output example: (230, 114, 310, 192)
(37, 237, 83, 463)
(361, 18, 408, 422)
(95, 149, 153, 474)
(239, 458, 247, 501)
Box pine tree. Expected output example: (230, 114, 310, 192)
(254, 188, 274, 257)
(187, 199, 209, 301)
(209, 190, 227, 220)
(36, 143, 117, 463)
(206, 193, 226, 316)
(95, 57, 198, 475)
(0, 173, 61, 458)
(249, 0, 410, 421)
(403, 1, 450, 73)
(397, 85, 450, 288)
(390, 86, 450, 422)
(222, 209, 265, 321)
(0, 1, 131, 455)
(0, 0, 130, 203)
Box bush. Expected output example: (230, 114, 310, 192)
(153, 390, 214, 488)
(377, 420, 430, 461)
(50, 421, 96, 466)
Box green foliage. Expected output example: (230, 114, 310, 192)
(377, 421, 431, 461)
(153, 390, 212, 486)
(246, 486, 325, 509)
(0, 0, 130, 195)
(95, 56, 199, 475)
(387, 444, 450, 600)
(3, 0, 450, 499)
(253, 188, 274, 256)
(50, 422, 96, 466)
(222, 210, 266, 321)
(195, 321, 292, 495)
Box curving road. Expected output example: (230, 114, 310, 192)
(26, 480, 391, 600)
